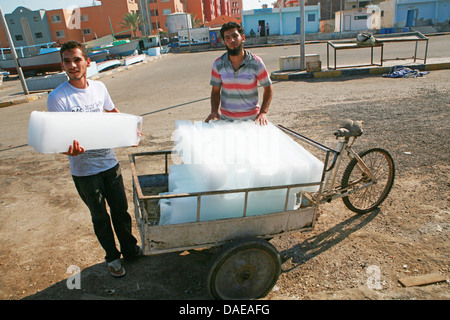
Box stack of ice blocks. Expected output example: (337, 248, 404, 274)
(159, 120, 324, 225)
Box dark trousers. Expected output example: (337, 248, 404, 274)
(73, 163, 138, 262)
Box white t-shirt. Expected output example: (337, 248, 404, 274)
(47, 80, 118, 177)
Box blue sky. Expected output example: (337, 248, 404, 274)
(0, 0, 273, 14)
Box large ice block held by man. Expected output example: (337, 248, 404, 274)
(28, 111, 143, 153)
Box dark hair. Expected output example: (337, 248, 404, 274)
(60, 40, 89, 59)
(220, 22, 244, 40)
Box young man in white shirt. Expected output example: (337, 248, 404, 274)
(47, 41, 141, 277)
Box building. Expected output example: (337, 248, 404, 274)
(0, 7, 53, 55)
(46, 0, 140, 43)
(229, 0, 243, 22)
(242, 4, 321, 36)
(393, 0, 449, 28)
(0, 0, 140, 48)
(334, 0, 450, 32)
(139, 0, 242, 35)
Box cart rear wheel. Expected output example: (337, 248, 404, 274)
(207, 239, 281, 300)
(341, 148, 395, 214)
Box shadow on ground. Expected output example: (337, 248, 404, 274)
(24, 210, 379, 300)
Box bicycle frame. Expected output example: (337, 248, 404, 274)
(277, 125, 376, 205)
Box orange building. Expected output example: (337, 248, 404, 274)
(144, 0, 243, 34)
(46, 0, 140, 44)
(229, 0, 243, 23)
(146, 0, 184, 33)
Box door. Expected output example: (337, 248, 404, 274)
(344, 15, 352, 31)
(296, 17, 301, 34)
(258, 20, 265, 36)
(406, 10, 414, 27)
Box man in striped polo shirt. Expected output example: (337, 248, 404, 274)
(205, 22, 273, 125)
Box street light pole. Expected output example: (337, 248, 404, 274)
(152, 0, 162, 51)
(184, 0, 191, 51)
(299, 0, 305, 70)
(279, 0, 283, 35)
(0, 6, 29, 95)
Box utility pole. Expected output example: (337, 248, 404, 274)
(339, 0, 343, 39)
(299, 0, 305, 70)
(184, 0, 191, 51)
(0, 6, 29, 95)
(151, 0, 162, 51)
(279, 0, 283, 35)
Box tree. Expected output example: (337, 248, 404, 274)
(120, 12, 143, 38)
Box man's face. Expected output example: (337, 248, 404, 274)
(223, 28, 245, 56)
(61, 48, 90, 81)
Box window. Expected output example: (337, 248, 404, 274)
(9, 19, 15, 24)
(35, 32, 43, 38)
(33, 16, 40, 22)
(81, 14, 89, 21)
(82, 28, 91, 35)
(308, 14, 315, 22)
(51, 15, 61, 22)
(55, 30, 65, 38)
(359, 1, 370, 8)
(15, 35, 23, 41)
(163, 9, 171, 15)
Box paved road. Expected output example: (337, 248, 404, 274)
(0, 34, 449, 154)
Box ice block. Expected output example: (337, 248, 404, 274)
(28, 111, 143, 153)
(158, 120, 325, 225)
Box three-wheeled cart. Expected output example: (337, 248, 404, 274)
(129, 123, 395, 299)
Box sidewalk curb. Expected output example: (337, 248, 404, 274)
(0, 91, 49, 108)
(270, 62, 450, 81)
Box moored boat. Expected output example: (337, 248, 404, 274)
(88, 49, 109, 62)
(0, 49, 62, 75)
(105, 40, 139, 57)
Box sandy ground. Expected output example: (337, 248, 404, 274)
(0, 51, 449, 301)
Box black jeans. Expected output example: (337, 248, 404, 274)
(73, 163, 138, 262)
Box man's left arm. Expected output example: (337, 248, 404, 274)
(255, 84, 273, 126)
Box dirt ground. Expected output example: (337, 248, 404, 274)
(0, 57, 448, 301)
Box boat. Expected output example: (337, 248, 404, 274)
(124, 54, 145, 66)
(88, 49, 109, 62)
(104, 40, 139, 57)
(0, 49, 62, 75)
(96, 59, 121, 72)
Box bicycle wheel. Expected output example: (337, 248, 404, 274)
(341, 148, 395, 214)
(207, 239, 281, 300)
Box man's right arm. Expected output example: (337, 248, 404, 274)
(205, 85, 221, 122)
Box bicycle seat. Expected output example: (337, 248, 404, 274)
(334, 119, 364, 138)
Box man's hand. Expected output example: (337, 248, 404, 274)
(63, 140, 85, 156)
(205, 111, 220, 123)
(133, 128, 143, 147)
(254, 112, 268, 126)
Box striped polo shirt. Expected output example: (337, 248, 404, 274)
(210, 50, 272, 120)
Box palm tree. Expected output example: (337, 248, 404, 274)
(120, 12, 143, 38)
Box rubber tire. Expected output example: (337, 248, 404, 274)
(207, 239, 281, 300)
(341, 148, 395, 214)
